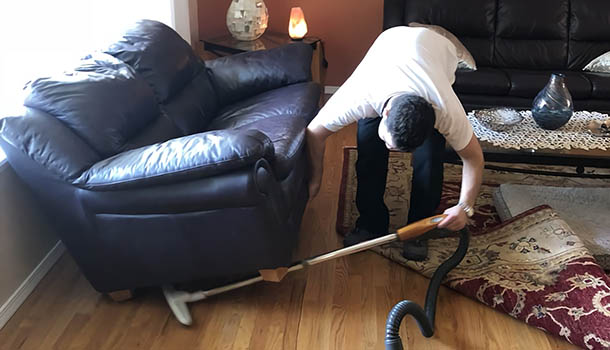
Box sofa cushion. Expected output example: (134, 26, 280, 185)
(385, 0, 610, 111)
(583, 72, 610, 99)
(206, 43, 314, 107)
(494, 39, 568, 70)
(568, 0, 610, 69)
(458, 94, 610, 114)
(74, 129, 274, 190)
(105, 20, 205, 103)
(23, 54, 162, 158)
(122, 114, 182, 151)
(494, 0, 568, 69)
(209, 82, 320, 179)
(504, 69, 592, 99)
(208, 82, 320, 130)
(161, 68, 219, 135)
(105, 20, 218, 134)
(454, 68, 510, 96)
(0, 108, 101, 181)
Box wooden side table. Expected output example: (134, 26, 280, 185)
(201, 32, 327, 87)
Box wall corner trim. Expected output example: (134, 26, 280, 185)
(0, 240, 65, 330)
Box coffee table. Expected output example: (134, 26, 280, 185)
(444, 111, 610, 179)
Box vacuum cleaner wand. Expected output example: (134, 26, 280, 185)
(163, 214, 447, 325)
(259, 214, 447, 281)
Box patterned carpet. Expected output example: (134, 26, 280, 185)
(336, 147, 610, 349)
(495, 184, 610, 269)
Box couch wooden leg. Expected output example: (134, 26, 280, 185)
(107, 289, 134, 302)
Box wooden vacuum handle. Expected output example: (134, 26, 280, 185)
(396, 214, 447, 241)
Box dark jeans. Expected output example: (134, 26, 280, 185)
(354, 117, 446, 235)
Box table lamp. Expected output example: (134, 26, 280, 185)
(289, 7, 308, 41)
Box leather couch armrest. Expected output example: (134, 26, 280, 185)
(74, 129, 274, 190)
(206, 42, 313, 106)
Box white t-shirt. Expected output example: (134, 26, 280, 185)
(309, 26, 474, 151)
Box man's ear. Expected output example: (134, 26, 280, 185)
(382, 107, 390, 118)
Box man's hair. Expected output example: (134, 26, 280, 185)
(385, 94, 436, 151)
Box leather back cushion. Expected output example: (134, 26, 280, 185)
(162, 68, 218, 135)
(206, 43, 313, 107)
(568, 0, 610, 69)
(121, 113, 182, 151)
(0, 109, 101, 181)
(495, 0, 568, 69)
(23, 54, 162, 158)
(401, 0, 496, 66)
(105, 20, 218, 134)
(386, 0, 610, 70)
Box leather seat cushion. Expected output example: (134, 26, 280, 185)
(583, 72, 610, 99)
(208, 82, 321, 179)
(458, 94, 610, 114)
(504, 69, 592, 99)
(454, 67, 510, 95)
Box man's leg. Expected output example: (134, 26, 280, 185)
(404, 130, 446, 260)
(346, 117, 389, 246)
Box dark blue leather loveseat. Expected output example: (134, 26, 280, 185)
(0, 20, 320, 294)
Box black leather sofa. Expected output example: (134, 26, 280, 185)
(0, 20, 320, 293)
(384, 0, 610, 113)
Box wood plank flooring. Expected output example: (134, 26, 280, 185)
(0, 124, 579, 350)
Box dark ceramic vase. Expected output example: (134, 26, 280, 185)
(531, 73, 574, 130)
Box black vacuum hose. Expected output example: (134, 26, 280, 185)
(384, 228, 470, 350)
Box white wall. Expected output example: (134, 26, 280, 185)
(0, 0, 200, 329)
(0, 163, 61, 328)
(171, 0, 199, 46)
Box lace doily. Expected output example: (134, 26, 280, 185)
(468, 110, 610, 150)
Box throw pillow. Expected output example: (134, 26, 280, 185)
(408, 22, 477, 71)
(583, 51, 610, 73)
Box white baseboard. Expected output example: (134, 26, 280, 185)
(0, 241, 65, 330)
(324, 85, 339, 95)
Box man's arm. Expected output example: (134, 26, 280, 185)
(305, 81, 366, 199)
(437, 133, 484, 231)
(306, 124, 334, 198)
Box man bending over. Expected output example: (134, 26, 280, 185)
(306, 26, 484, 261)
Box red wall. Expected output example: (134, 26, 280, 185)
(198, 0, 384, 86)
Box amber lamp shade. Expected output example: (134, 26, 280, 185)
(289, 7, 308, 40)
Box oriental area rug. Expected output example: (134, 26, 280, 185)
(336, 147, 610, 349)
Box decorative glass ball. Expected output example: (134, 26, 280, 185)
(226, 0, 269, 41)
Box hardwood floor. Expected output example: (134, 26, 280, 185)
(0, 124, 579, 350)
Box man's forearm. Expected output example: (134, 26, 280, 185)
(305, 124, 335, 198)
(456, 135, 485, 207)
(459, 157, 484, 207)
(306, 128, 326, 175)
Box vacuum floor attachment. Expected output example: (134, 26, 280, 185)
(162, 214, 456, 326)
